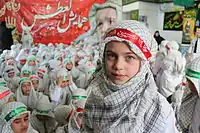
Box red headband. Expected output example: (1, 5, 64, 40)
(0, 90, 11, 100)
(105, 28, 152, 60)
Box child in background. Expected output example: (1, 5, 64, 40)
(16, 77, 42, 111)
(50, 68, 72, 106)
(54, 105, 74, 133)
(30, 95, 57, 133)
(178, 57, 200, 133)
(82, 20, 178, 132)
(30, 75, 40, 92)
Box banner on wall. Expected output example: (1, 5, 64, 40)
(130, 10, 139, 20)
(0, 0, 105, 44)
(182, 8, 196, 44)
(163, 11, 184, 31)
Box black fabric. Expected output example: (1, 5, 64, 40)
(194, 38, 198, 53)
(167, 95, 172, 103)
(154, 31, 165, 47)
(0, 21, 14, 51)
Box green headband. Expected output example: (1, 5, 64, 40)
(28, 57, 36, 61)
(5, 106, 27, 122)
(63, 76, 68, 81)
(19, 77, 31, 85)
(72, 96, 87, 100)
(88, 68, 96, 74)
(36, 109, 50, 115)
(0, 82, 6, 86)
(186, 69, 200, 79)
(22, 70, 31, 75)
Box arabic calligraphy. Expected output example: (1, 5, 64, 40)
(0, 0, 20, 17)
(21, 0, 88, 33)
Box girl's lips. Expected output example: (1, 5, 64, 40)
(111, 73, 126, 79)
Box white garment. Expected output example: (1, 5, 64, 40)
(163, 108, 180, 133)
(159, 70, 183, 98)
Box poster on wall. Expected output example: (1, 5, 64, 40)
(163, 11, 184, 30)
(0, 0, 105, 44)
(182, 8, 197, 44)
(130, 10, 139, 20)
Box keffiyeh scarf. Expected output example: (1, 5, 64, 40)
(82, 63, 173, 133)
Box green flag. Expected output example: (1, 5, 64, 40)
(174, 0, 194, 6)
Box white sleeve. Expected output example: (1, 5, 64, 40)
(163, 109, 180, 133)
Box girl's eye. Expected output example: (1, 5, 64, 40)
(106, 53, 116, 61)
(13, 120, 21, 124)
(125, 56, 135, 61)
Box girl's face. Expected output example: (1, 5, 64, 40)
(21, 82, 32, 96)
(23, 73, 30, 78)
(96, 8, 117, 40)
(105, 41, 141, 85)
(28, 60, 36, 66)
(38, 72, 44, 79)
(8, 72, 15, 78)
(57, 57, 63, 63)
(60, 79, 70, 88)
(31, 80, 39, 89)
(66, 62, 73, 71)
(11, 113, 29, 133)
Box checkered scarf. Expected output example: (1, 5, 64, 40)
(82, 62, 173, 133)
(0, 102, 36, 133)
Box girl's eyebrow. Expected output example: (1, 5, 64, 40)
(123, 52, 134, 55)
(105, 50, 115, 53)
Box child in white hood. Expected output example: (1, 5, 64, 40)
(0, 87, 16, 111)
(15, 77, 42, 111)
(20, 66, 32, 78)
(159, 41, 186, 102)
(30, 95, 57, 133)
(30, 75, 40, 92)
(2, 65, 20, 92)
(54, 105, 74, 133)
(178, 57, 200, 133)
(24, 55, 39, 74)
(50, 68, 72, 106)
(37, 66, 50, 95)
(0, 102, 38, 133)
(68, 89, 87, 132)
(82, 20, 178, 133)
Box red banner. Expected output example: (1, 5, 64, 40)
(0, 0, 105, 44)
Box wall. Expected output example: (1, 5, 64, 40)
(122, 1, 183, 43)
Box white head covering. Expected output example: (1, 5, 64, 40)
(32, 95, 54, 118)
(20, 65, 32, 78)
(3, 65, 16, 82)
(82, 20, 174, 132)
(54, 105, 74, 125)
(185, 57, 200, 96)
(1, 102, 37, 133)
(37, 66, 49, 95)
(0, 78, 8, 87)
(16, 77, 38, 110)
(48, 59, 62, 82)
(24, 55, 39, 74)
(0, 87, 14, 111)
